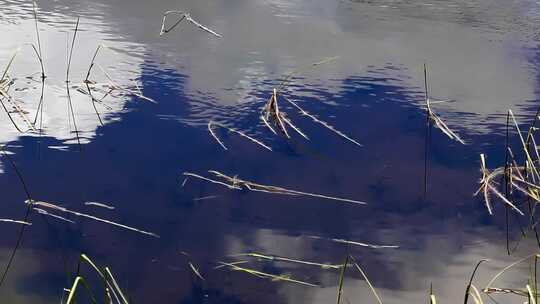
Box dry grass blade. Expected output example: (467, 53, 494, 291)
(184, 14, 223, 38)
(235, 252, 342, 270)
(428, 109, 465, 144)
(281, 114, 310, 140)
(208, 121, 272, 151)
(509, 110, 540, 181)
(0, 219, 31, 226)
(180, 251, 205, 281)
(483, 287, 530, 297)
(34, 207, 76, 223)
(84, 202, 115, 210)
(27, 200, 159, 238)
(475, 154, 523, 215)
(423, 64, 465, 145)
(349, 255, 383, 304)
(262, 89, 290, 138)
(208, 121, 228, 150)
(282, 96, 362, 147)
(261, 114, 277, 135)
(307, 235, 398, 249)
(104, 267, 129, 304)
(217, 262, 318, 287)
(193, 195, 219, 201)
(183, 170, 367, 205)
(182, 172, 241, 189)
(188, 262, 205, 281)
(213, 260, 249, 270)
(160, 10, 222, 37)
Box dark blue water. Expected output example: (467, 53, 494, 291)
(0, 1, 539, 303)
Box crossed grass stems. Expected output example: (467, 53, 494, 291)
(475, 106, 540, 255)
(1, 4, 539, 304)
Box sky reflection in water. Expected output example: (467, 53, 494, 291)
(0, 0, 539, 303)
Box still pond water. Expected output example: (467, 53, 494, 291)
(1, 0, 540, 303)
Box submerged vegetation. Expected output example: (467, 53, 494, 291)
(0, 2, 538, 304)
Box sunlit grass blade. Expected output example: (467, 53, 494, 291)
(27, 200, 159, 238)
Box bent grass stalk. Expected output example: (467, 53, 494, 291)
(66, 254, 129, 304)
(474, 154, 523, 215)
(159, 10, 222, 37)
(464, 259, 488, 304)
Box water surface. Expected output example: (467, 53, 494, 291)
(0, 0, 539, 303)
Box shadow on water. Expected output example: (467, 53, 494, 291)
(0, 58, 535, 303)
